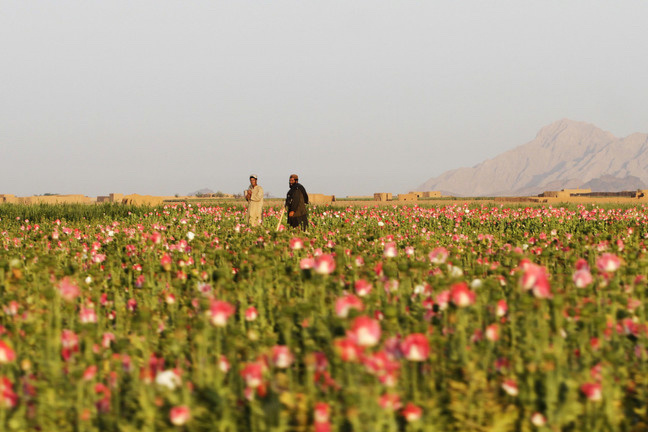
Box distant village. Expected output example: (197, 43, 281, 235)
(1, 188, 647, 206)
(0, 190, 446, 206)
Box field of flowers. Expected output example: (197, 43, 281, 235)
(1, 202, 648, 431)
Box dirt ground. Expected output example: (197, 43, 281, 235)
(184, 196, 648, 208)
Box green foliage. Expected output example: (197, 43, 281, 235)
(0, 203, 160, 223)
(0, 202, 647, 430)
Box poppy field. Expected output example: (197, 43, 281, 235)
(1, 202, 648, 431)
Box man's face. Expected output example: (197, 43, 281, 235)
(250, 177, 257, 186)
(289, 177, 296, 187)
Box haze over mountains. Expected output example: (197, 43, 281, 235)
(419, 119, 648, 197)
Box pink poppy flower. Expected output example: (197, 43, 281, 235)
(314, 254, 336, 275)
(335, 294, 364, 318)
(520, 261, 552, 299)
(271, 345, 294, 369)
(160, 253, 173, 270)
(83, 365, 98, 381)
(126, 298, 137, 312)
(428, 247, 449, 265)
(401, 402, 423, 422)
(590, 363, 603, 381)
(94, 383, 111, 413)
(379, 393, 402, 411)
(79, 307, 98, 324)
(580, 382, 602, 401)
(315, 421, 331, 432)
(573, 269, 593, 288)
(495, 357, 510, 373)
(57, 277, 80, 302)
(354, 279, 373, 297)
(0, 377, 17, 409)
(2, 301, 19, 316)
(170, 405, 191, 426)
(383, 242, 397, 258)
(290, 237, 304, 250)
(496, 299, 508, 317)
(150, 231, 162, 244)
(165, 293, 176, 304)
(314, 402, 331, 432)
(300, 257, 315, 270)
(0, 341, 16, 364)
(422, 297, 435, 310)
(197, 282, 213, 296)
(349, 316, 381, 347)
(314, 402, 330, 423)
(628, 298, 642, 312)
(575, 258, 589, 271)
(61, 329, 79, 360)
(400, 333, 430, 361)
(384, 336, 403, 359)
(208, 300, 236, 327)
(102, 332, 115, 348)
(531, 279, 552, 299)
(450, 282, 476, 307)
(379, 371, 399, 388)
(240, 362, 265, 388)
(384, 279, 399, 293)
(485, 324, 499, 342)
(312, 352, 329, 372)
(334, 338, 363, 362)
(61, 330, 79, 349)
(531, 412, 546, 427)
(596, 253, 621, 273)
(502, 378, 518, 396)
(218, 355, 230, 373)
(374, 261, 384, 277)
(363, 350, 401, 376)
(243, 386, 255, 401)
(590, 337, 600, 351)
(435, 290, 450, 310)
(92, 253, 106, 264)
(245, 306, 258, 321)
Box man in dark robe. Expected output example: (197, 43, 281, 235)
(285, 174, 309, 230)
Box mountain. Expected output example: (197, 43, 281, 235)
(419, 119, 648, 196)
(581, 175, 646, 192)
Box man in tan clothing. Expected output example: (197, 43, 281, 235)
(245, 174, 264, 226)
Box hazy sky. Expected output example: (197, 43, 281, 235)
(2, 1, 647, 198)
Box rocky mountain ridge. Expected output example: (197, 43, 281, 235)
(419, 119, 648, 196)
